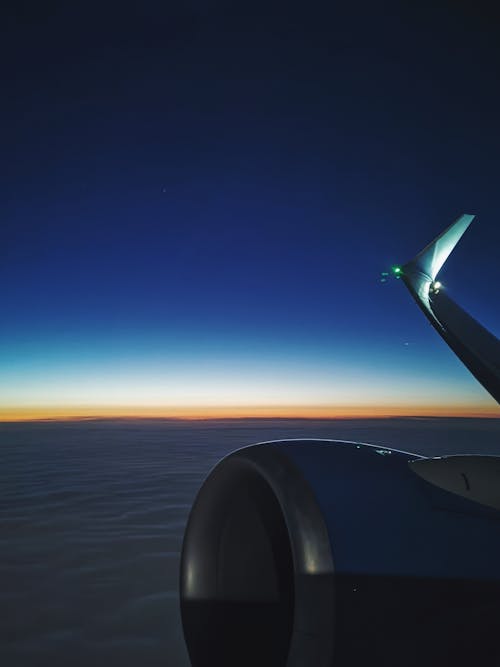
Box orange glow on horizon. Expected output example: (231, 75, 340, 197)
(0, 403, 498, 422)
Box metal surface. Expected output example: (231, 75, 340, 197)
(401, 214, 500, 402)
(180, 440, 500, 666)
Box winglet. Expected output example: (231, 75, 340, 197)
(410, 214, 474, 281)
(400, 215, 474, 316)
(398, 215, 500, 404)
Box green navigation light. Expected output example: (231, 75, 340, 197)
(392, 265, 402, 275)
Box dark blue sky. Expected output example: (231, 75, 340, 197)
(2, 1, 499, 417)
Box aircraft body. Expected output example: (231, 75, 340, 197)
(180, 216, 500, 666)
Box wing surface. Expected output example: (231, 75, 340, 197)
(401, 215, 500, 403)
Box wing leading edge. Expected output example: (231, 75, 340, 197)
(400, 214, 500, 404)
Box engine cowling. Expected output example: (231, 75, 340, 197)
(180, 440, 500, 667)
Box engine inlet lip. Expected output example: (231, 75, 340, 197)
(180, 442, 335, 667)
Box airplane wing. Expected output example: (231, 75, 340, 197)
(400, 214, 500, 403)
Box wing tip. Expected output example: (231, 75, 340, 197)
(404, 213, 475, 282)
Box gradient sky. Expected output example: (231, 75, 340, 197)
(1, 1, 499, 419)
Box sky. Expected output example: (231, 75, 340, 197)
(1, 1, 499, 419)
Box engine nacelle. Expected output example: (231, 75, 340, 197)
(180, 440, 500, 666)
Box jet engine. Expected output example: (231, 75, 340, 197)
(180, 439, 500, 667)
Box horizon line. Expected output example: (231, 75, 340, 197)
(1, 404, 498, 423)
(2, 415, 499, 425)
